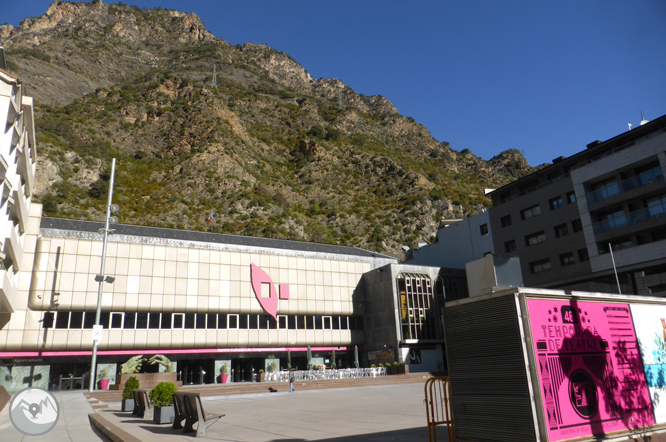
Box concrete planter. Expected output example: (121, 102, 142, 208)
(121, 398, 135, 412)
(398, 365, 409, 374)
(153, 406, 175, 424)
(258, 373, 265, 382)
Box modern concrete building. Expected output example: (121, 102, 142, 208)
(404, 211, 494, 269)
(488, 113, 666, 294)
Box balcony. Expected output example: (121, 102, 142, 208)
(593, 202, 666, 234)
(4, 223, 22, 272)
(10, 185, 28, 234)
(585, 167, 664, 204)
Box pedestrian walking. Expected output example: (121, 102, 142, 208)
(289, 373, 295, 392)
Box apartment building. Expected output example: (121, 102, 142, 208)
(488, 114, 666, 294)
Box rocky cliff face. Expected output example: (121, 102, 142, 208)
(3, 1, 535, 257)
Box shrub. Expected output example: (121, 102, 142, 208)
(220, 364, 228, 375)
(393, 362, 399, 367)
(378, 363, 384, 368)
(399, 362, 406, 366)
(150, 382, 177, 408)
(259, 369, 264, 374)
(122, 376, 140, 400)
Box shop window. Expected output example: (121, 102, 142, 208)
(560, 252, 575, 266)
(173, 314, 184, 329)
(136, 313, 148, 329)
(278, 315, 287, 329)
(161, 313, 172, 329)
(43, 312, 54, 329)
(567, 192, 577, 204)
(228, 314, 238, 329)
(111, 313, 123, 329)
(207, 313, 217, 329)
(525, 231, 546, 246)
(184, 313, 195, 329)
(149, 313, 160, 329)
(217, 314, 227, 329)
(69, 312, 83, 329)
(500, 215, 512, 227)
(521, 205, 541, 220)
(323, 316, 332, 329)
(124, 313, 136, 329)
(479, 224, 489, 236)
(554, 224, 569, 238)
(530, 259, 552, 274)
(505, 240, 516, 253)
(55, 312, 70, 329)
(549, 196, 564, 210)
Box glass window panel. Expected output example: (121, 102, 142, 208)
(136, 313, 148, 329)
(207, 313, 217, 329)
(70, 312, 83, 329)
(111, 313, 123, 329)
(173, 314, 183, 329)
(124, 313, 136, 329)
(55, 312, 70, 329)
(195, 314, 206, 329)
(149, 313, 160, 329)
(161, 313, 172, 329)
(184, 313, 195, 329)
(218, 314, 227, 329)
(43, 312, 54, 329)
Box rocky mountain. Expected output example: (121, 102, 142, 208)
(1, 1, 535, 257)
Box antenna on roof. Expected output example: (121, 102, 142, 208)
(640, 110, 649, 126)
(212, 63, 217, 88)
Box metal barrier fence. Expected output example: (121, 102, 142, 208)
(263, 367, 387, 382)
(424, 377, 454, 442)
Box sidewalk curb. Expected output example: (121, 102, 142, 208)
(88, 412, 143, 442)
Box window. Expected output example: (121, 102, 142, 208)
(314, 316, 322, 330)
(207, 313, 217, 329)
(602, 210, 627, 230)
(161, 313, 172, 329)
(69, 312, 83, 329)
(572, 219, 583, 232)
(124, 313, 136, 329)
(397, 273, 439, 340)
(228, 314, 238, 329)
(596, 180, 619, 199)
(239, 314, 248, 329)
(306, 316, 314, 330)
(83, 312, 96, 329)
(560, 252, 575, 266)
(505, 240, 516, 253)
(43, 312, 54, 329)
(249, 314, 258, 329)
(549, 196, 564, 210)
(567, 192, 577, 204)
(259, 315, 269, 330)
(55, 312, 70, 329)
(332, 316, 340, 330)
(196, 314, 206, 329)
(554, 223, 569, 238)
(111, 313, 123, 328)
(530, 259, 552, 274)
(173, 314, 184, 329)
(521, 205, 541, 220)
(578, 248, 589, 262)
(323, 316, 332, 329)
(479, 224, 488, 235)
(288, 316, 296, 330)
(184, 313, 195, 329)
(149, 313, 160, 329)
(136, 313, 148, 329)
(501, 215, 512, 227)
(278, 315, 287, 330)
(647, 194, 666, 216)
(525, 231, 546, 246)
(217, 314, 227, 329)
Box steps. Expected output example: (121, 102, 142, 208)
(86, 373, 433, 403)
(84, 395, 109, 410)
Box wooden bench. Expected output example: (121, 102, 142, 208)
(182, 392, 224, 437)
(133, 389, 153, 420)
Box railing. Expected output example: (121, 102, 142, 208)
(585, 168, 664, 204)
(593, 203, 666, 234)
(571, 130, 666, 172)
(263, 367, 387, 382)
(424, 377, 454, 442)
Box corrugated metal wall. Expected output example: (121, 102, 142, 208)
(444, 294, 537, 442)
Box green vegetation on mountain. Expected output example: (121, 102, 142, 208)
(1, 1, 534, 257)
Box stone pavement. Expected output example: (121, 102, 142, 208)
(1, 391, 111, 442)
(96, 383, 433, 441)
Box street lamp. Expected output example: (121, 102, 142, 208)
(89, 158, 118, 392)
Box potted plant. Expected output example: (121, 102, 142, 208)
(122, 376, 140, 412)
(98, 367, 110, 390)
(391, 361, 399, 375)
(371, 364, 376, 368)
(220, 364, 229, 384)
(258, 369, 265, 382)
(398, 361, 409, 374)
(150, 381, 177, 424)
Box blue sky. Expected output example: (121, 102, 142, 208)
(4, 1, 666, 166)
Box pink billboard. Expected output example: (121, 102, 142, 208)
(527, 299, 654, 441)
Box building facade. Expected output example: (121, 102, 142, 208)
(488, 114, 666, 294)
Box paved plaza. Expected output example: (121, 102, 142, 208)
(1, 383, 436, 442)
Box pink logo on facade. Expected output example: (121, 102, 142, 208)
(250, 264, 289, 321)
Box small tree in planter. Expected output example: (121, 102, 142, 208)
(220, 364, 229, 384)
(150, 382, 177, 424)
(258, 369, 265, 382)
(398, 361, 409, 374)
(98, 367, 110, 390)
(392, 361, 399, 375)
(122, 376, 140, 412)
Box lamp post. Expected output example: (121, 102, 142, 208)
(89, 158, 118, 392)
